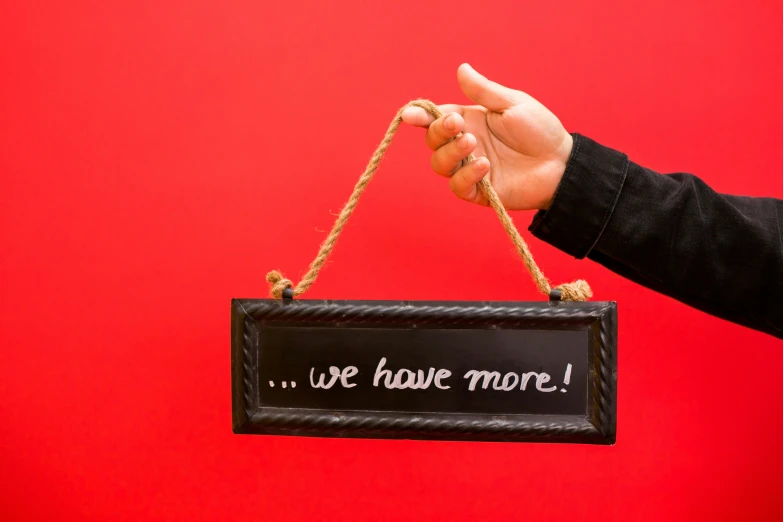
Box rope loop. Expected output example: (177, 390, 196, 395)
(266, 99, 592, 302)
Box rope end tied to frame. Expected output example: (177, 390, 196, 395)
(551, 279, 592, 302)
(267, 270, 294, 299)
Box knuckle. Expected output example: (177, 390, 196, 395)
(448, 138, 464, 160)
(449, 174, 467, 200)
(425, 127, 440, 150)
(430, 153, 446, 175)
(434, 116, 452, 138)
(434, 145, 462, 176)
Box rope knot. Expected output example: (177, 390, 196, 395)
(266, 270, 293, 299)
(553, 280, 593, 302)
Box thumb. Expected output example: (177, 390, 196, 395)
(457, 63, 523, 112)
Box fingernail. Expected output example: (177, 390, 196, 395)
(444, 114, 455, 131)
(458, 134, 471, 150)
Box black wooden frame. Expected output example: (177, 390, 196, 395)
(232, 299, 617, 444)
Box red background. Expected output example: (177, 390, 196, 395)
(2, 1, 782, 520)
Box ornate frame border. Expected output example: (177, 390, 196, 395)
(231, 299, 617, 444)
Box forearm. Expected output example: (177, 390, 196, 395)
(529, 133, 783, 338)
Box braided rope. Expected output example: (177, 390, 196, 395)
(267, 99, 592, 301)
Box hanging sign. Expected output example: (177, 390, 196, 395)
(232, 299, 616, 444)
(234, 100, 617, 444)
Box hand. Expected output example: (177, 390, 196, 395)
(401, 63, 573, 211)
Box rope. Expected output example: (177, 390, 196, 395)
(266, 99, 592, 301)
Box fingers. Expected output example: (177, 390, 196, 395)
(400, 106, 432, 127)
(450, 156, 490, 204)
(402, 108, 467, 152)
(457, 63, 524, 112)
(400, 104, 463, 128)
(430, 133, 477, 176)
(400, 104, 469, 156)
(399, 99, 490, 206)
(425, 112, 465, 150)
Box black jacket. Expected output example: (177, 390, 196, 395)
(528, 133, 783, 339)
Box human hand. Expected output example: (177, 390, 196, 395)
(401, 63, 572, 211)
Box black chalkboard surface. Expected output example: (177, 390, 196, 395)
(232, 299, 617, 444)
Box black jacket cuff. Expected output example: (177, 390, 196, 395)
(528, 133, 629, 259)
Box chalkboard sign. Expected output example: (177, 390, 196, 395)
(232, 299, 617, 444)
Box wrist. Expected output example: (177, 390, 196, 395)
(540, 132, 573, 210)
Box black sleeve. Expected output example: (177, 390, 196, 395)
(528, 133, 783, 339)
